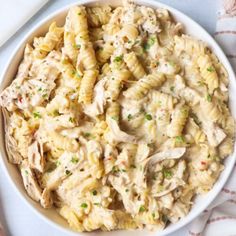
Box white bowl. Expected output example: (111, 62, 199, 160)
(1, 0, 236, 235)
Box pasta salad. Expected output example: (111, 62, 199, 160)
(0, 0, 235, 232)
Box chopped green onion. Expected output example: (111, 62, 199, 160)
(92, 190, 97, 196)
(25, 170, 29, 176)
(152, 213, 155, 219)
(125, 189, 129, 192)
(93, 203, 100, 206)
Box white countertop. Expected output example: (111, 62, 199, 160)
(0, 0, 218, 235)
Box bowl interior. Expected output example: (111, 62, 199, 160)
(1, 0, 236, 236)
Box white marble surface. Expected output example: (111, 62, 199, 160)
(0, 0, 218, 235)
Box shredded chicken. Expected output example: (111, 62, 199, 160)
(106, 118, 137, 143)
(28, 140, 45, 172)
(202, 122, 226, 147)
(83, 79, 107, 117)
(2, 108, 23, 164)
(148, 148, 186, 168)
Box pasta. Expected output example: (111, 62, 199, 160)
(0, 0, 234, 233)
(124, 52, 146, 79)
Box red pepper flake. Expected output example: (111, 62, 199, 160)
(121, 161, 126, 165)
(107, 156, 112, 161)
(18, 97, 23, 103)
(201, 161, 206, 165)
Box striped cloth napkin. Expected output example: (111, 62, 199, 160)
(0, 221, 5, 236)
(188, 0, 236, 235)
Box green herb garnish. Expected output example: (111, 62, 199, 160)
(170, 86, 175, 92)
(75, 44, 81, 49)
(143, 36, 156, 51)
(53, 110, 60, 116)
(42, 93, 48, 99)
(65, 170, 72, 176)
(163, 169, 173, 179)
(71, 156, 79, 164)
(112, 166, 120, 173)
(76, 72, 82, 78)
(113, 55, 123, 63)
(33, 111, 41, 119)
(207, 67, 214, 72)
(84, 132, 91, 138)
(127, 114, 133, 121)
(81, 203, 88, 208)
(56, 161, 61, 167)
(206, 94, 212, 102)
(145, 114, 152, 121)
(92, 190, 97, 196)
(69, 117, 75, 123)
(111, 116, 119, 121)
(175, 136, 185, 143)
(139, 205, 146, 212)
